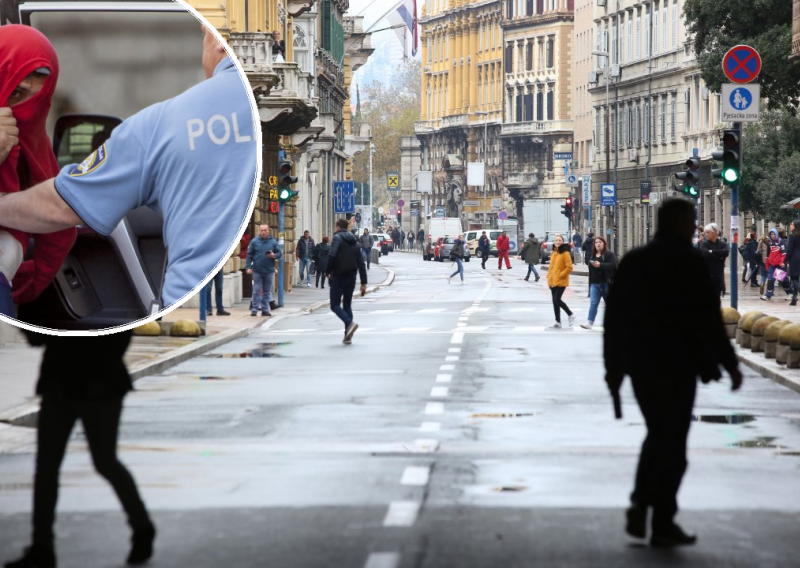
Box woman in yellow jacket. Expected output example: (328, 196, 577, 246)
(547, 234, 575, 328)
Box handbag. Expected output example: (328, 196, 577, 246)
(309, 260, 316, 276)
(774, 268, 787, 282)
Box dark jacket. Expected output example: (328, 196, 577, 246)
(312, 242, 331, 272)
(358, 233, 373, 250)
(450, 240, 465, 259)
(520, 237, 540, 264)
(785, 235, 800, 277)
(296, 237, 315, 260)
(26, 330, 133, 399)
(417, 229, 424, 242)
(246, 235, 282, 274)
(745, 239, 759, 264)
(604, 234, 737, 382)
(478, 235, 490, 253)
(581, 236, 594, 254)
(698, 238, 729, 295)
(588, 250, 616, 284)
(327, 229, 367, 284)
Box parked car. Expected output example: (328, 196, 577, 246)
(375, 233, 393, 252)
(438, 236, 470, 263)
(371, 234, 389, 256)
(466, 229, 503, 258)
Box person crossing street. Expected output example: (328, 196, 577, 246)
(496, 230, 511, 269)
(518, 233, 540, 282)
(326, 219, 367, 344)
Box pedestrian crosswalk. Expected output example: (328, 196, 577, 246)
(268, 325, 603, 335)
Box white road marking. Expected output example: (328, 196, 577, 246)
(445, 356, 459, 362)
(371, 310, 400, 314)
(449, 348, 461, 353)
(364, 552, 401, 568)
(514, 308, 539, 312)
(393, 327, 431, 332)
(431, 387, 449, 397)
(383, 501, 421, 527)
(412, 439, 440, 453)
(425, 402, 445, 415)
(439, 364, 455, 371)
(456, 323, 467, 328)
(458, 317, 469, 321)
(513, 326, 547, 332)
(452, 326, 487, 332)
(451, 332, 465, 344)
(417, 308, 446, 313)
(420, 422, 441, 432)
(401, 466, 431, 486)
(436, 374, 452, 383)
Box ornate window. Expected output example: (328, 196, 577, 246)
(293, 24, 309, 72)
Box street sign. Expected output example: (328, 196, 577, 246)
(491, 198, 502, 212)
(433, 207, 445, 218)
(463, 200, 480, 206)
(565, 174, 579, 187)
(333, 181, 355, 213)
(410, 200, 420, 217)
(498, 210, 508, 221)
(389, 207, 396, 215)
(721, 83, 761, 122)
(722, 45, 761, 84)
(554, 152, 573, 160)
(397, 199, 405, 208)
(600, 183, 617, 206)
(387, 171, 400, 189)
(355, 212, 362, 224)
(416, 171, 433, 193)
(467, 162, 485, 186)
(582, 174, 591, 206)
(378, 206, 384, 214)
(640, 179, 652, 204)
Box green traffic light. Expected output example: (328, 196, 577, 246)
(278, 187, 292, 202)
(723, 168, 739, 183)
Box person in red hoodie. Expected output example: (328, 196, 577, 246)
(0, 25, 76, 319)
(496, 230, 512, 269)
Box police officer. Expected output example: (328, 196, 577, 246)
(0, 25, 257, 308)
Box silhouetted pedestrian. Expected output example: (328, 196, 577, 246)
(604, 198, 742, 548)
(6, 331, 156, 567)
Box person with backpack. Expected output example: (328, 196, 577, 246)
(446, 235, 466, 285)
(518, 233, 541, 282)
(312, 236, 331, 289)
(326, 219, 367, 344)
(580, 236, 616, 330)
(743, 232, 760, 288)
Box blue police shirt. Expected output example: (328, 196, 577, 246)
(54, 57, 257, 305)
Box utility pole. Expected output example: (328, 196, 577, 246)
(592, 49, 612, 253)
(369, 140, 375, 230)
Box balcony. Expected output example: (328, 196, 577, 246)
(414, 120, 438, 134)
(505, 172, 539, 188)
(441, 114, 469, 129)
(287, 0, 316, 17)
(344, 15, 374, 72)
(228, 32, 280, 97)
(317, 48, 345, 87)
(257, 61, 318, 135)
(345, 123, 372, 157)
(500, 119, 573, 137)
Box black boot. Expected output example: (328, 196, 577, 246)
(4, 546, 56, 568)
(127, 524, 156, 565)
(625, 503, 647, 539)
(269, 301, 279, 311)
(791, 298, 797, 306)
(650, 523, 697, 547)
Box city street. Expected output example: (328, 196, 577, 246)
(2, 252, 800, 567)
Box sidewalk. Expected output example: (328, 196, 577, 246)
(0, 265, 393, 430)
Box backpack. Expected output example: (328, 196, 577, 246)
(335, 238, 358, 274)
(738, 245, 750, 262)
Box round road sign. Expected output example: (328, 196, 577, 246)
(397, 199, 405, 207)
(389, 207, 396, 215)
(722, 45, 761, 84)
(498, 210, 508, 221)
(378, 207, 384, 214)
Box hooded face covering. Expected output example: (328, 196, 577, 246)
(1, 25, 75, 306)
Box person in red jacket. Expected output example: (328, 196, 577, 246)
(0, 26, 76, 319)
(761, 228, 793, 301)
(496, 230, 512, 269)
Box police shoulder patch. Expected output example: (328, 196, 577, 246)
(69, 144, 108, 177)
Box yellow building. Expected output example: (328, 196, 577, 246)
(416, 0, 505, 227)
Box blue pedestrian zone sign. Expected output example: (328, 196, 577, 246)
(600, 183, 617, 206)
(729, 87, 752, 111)
(333, 181, 355, 213)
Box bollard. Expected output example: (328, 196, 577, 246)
(739, 312, 767, 350)
(764, 320, 792, 359)
(776, 323, 800, 365)
(750, 316, 779, 353)
(736, 311, 763, 346)
(721, 307, 741, 339)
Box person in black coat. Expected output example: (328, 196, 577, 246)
(581, 231, 594, 264)
(478, 231, 491, 269)
(6, 331, 155, 568)
(312, 236, 331, 289)
(744, 232, 760, 287)
(604, 198, 742, 548)
(698, 223, 729, 300)
(784, 220, 800, 306)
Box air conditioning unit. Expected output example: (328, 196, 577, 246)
(588, 70, 598, 84)
(628, 148, 638, 162)
(610, 64, 621, 78)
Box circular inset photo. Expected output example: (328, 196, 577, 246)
(0, 0, 260, 335)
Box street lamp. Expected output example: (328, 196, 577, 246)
(475, 110, 490, 228)
(592, 49, 614, 253)
(369, 140, 375, 230)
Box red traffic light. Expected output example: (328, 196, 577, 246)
(565, 197, 572, 206)
(279, 162, 292, 175)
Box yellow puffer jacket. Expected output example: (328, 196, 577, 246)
(547, 245, 573, 288)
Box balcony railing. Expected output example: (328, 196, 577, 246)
(271, 62, 313, 101)
(414, 120, 438, 134)
(441, 114, 469, 129)
(500, 119, 573, 136)
(229, 32, 275, 75)
(505, 172, 539, 187)
(317, 48, 345, 85)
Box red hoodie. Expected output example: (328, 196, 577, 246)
(0, 25, 76, 304)
(496, 234, 510, 252)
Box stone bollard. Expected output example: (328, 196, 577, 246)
(736, 311, 763, 346)
(750, 316, 779, 353)
(765, 320, 792, 359)
(133, 321, 162, 336)
(739, 312, 767, 350)
(776, 323, 800, 365)
(170, 319, 202, 337)
(721, 307, 741, 339)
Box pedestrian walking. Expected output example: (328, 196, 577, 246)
(446, 235, 466, 285)
(580, 236, 616, 330)
(358, 229, 373, 269)
(547, 234, 574, 328)
(417, 228, 425, 251)
(604, 198, 742, 548)
(783, 220, 800, 306)
(518, 233, 540, 282)
(296, 230, 315, 287)
(757, 233, 770, 293)
(581, 232, 594, 264)
(743, 232, 760, 287)
(204, 268, 230, 316)
(399, 230, 406, 250)
(698, 223, 729, 300)
(5, 331, 157, 568)
(496, 230, 512, 269)
(478, 231, 491, 269)
(312, 236, 331, 289)
(246, 224, 281, 317)
(407, 230, 415, 251)
(572, 230, 583, 251)
(761, 229, 792, 301)
(326, 219, 367, 344)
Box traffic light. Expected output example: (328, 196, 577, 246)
(277, 160, 298, 203)
(675, 157, 700, 199)
(711, 129, 741, 185)
(397, 210, 402, 223)
(561, 197, 573, 219)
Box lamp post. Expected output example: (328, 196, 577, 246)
(475, 110, 490, 228)
(592, 49, 614, 253)
(369, 140, 375, 230)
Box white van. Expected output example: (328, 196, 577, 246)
(428, 218, 463, 241)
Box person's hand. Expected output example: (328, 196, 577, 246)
(605, 372, 624, 393)
(729, 367, 743, 391)
(246, 268, 252, 275)
(591, 260, 600, 267)
(360, 284, 367, 297)
(0, 107, 19, 165)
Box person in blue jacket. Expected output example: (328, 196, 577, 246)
(246, 224, 282, 317)
(0, 24, 258, 309)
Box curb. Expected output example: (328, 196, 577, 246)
(735, 345, 800, 395)
(304, 267, 396, 315)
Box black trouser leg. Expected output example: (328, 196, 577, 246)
(32, 395, 79, 548)
(550, 286, 572, 321)
(80, 397, 152, 532)
(631, 377, 696, 531)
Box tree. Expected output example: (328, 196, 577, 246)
(351, 59, 421, 214)
(684, 0, 800, 111)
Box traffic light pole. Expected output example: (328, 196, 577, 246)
(278, 203, 285, 308)
(730, 122, 742, 311)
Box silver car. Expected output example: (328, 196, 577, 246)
(438, 236, 471, 262)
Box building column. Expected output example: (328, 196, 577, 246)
(460, 18, 469, 113)
(447, 25, 456, 114)
(468, 16, 478, 114)
(421, 72, 429, 119)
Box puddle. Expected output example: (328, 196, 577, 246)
(692, 414, 756, 425)
(493, 486, 527, 492)
(471, 413, 536, 419)
(205, 342, 291, 359)
(730, 437, 786, 449)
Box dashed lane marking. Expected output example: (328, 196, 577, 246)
(393, 327, 432, 332)
(445, 356, 459, 362)
(431, 387, 449, 397)
(417, 308, 447, 313)
(439, 364, 455, 371)
(420, 422, 441, 432)
(401, 466, 431, 486)
(383, 501, 421, 527)
(425, 402, 445, 415)
(370, 310, 401, 314)
(449, 348, 461, 353)
(364, 552, 401, 568)
(451, 332, 465, 344)
(436, 374, 452, 383)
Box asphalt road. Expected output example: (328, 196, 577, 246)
(2, 252, 800, 567)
